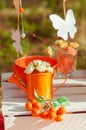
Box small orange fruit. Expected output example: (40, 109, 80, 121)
(32, 101, 41, 110)
(32, 108, 40, 117)
(57, 106, 66, 115)
(40, 111, 48, 119)
(31, 99, 37, 104)
(49, 106, 56, 112)
(48, 111, 56, 120)
(55, 115, 64, 122)
(26, 102, 32, 111)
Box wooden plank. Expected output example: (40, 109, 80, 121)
(2, 81, 86, 98)
(74, 70, 86, 78)
(53, 78, 86, 87)
(1, 70, 86, 81)
(4, 114, 86, 130)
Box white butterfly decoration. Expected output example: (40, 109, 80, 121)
(49, 9, 77, 40)
(11, 30, 23, 55)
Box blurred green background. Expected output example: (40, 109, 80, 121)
(0, 0, 86, 75)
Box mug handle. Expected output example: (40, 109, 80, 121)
(8, 73, 27, 93)
(53, 72, 68, 93)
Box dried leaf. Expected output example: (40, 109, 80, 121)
(11, 30, 23, 55)
(13, 0, 19, 9)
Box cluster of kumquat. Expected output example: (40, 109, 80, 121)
(25, 99, 66, 122)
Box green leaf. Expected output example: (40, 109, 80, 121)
(36, 96, 45, 103)
(56, 97, 70, 106)
(52, 101, 59, 108)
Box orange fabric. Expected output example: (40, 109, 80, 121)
(0, 114, 4, 130)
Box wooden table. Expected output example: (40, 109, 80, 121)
(1, 70, 86, 130)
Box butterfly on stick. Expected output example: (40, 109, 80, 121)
(49, 9, 77, 40)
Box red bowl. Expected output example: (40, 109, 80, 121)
(13, 55, 58, 84)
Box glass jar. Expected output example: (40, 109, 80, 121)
(52, 45, 78, 77)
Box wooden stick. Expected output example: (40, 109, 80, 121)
(63, 0, 66, 18)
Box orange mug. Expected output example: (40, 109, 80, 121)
(8, 72, 67, 100)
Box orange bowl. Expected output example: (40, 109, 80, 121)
(12, 55, 58, 84)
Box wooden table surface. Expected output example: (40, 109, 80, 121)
(1, 70, 86, 130)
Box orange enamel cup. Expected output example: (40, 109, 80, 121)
(12, 55, 58, 84)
